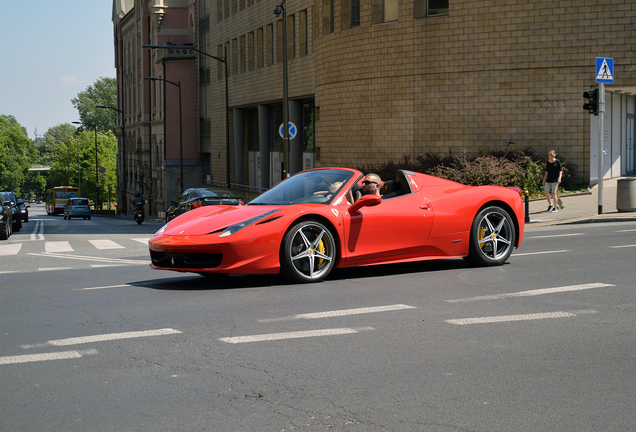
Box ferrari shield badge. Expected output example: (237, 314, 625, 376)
(331, 209, 339, 217)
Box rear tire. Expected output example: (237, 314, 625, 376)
(0, 223, 8, 240)
(280, 220, 337, 283)
(466, 206, 515, 266)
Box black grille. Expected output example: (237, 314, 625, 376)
(151, 251, 222, 268)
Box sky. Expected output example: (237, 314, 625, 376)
(0, 1, 116, 140)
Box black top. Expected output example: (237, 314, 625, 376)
(545, 159, 562, 183)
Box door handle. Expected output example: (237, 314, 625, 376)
(420, 204, 431, 210)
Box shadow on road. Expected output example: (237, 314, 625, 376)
(129, 258, 475, 291)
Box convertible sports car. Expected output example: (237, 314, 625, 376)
(149, 168, 525, 283)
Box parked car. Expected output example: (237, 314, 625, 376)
(16, 199, 29, 222)
(166, 187, 243, 221)
(0, 192, 20, 232)
(0, 198, 12, 240)
(64, 198, 92, 220)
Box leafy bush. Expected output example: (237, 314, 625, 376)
(355, 147, 576, 194)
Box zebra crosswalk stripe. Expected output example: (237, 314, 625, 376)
(0, 243, 22, 256)
(88, 239, 125, 250)
(45, 241, 73, 253)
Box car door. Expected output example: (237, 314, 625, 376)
(342, 191, 434, 264)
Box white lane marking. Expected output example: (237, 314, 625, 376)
(75, 284, 132, 291)
(616, 228, 636, 232)
(512, 250, 570, 257)
(259, 304, 417, 323)
(525, 233, 585, 239)
(28, 252, 149, 265)
(45, 241, 73, 253)
(446, 283, 615, 303)
(38, 267, 73, 272)
(0, 243, 22, 256)
(89, 239, 125, 250)
(446, 311, 597, 326)
(48, 328, 182, 346)
(219, 327, 374, 344)
(132, 238, 151, 244)
(0, 349, 98, 365)
(30, 220, 45, 240)
(609, 244, 636, 248)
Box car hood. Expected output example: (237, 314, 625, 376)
(162, 204, 282, 236)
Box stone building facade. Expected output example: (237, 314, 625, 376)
(206, 0, 636, 187)
(112, 0, 200, 217)
(112, 0, 636, 212)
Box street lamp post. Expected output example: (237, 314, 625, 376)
(274, 3, 290, 179)
(97, 105, 126, 215)
(142, 43, 231, 187)
(73, 122, 99, 210)
(144, 77, 184, 194)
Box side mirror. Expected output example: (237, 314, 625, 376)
(349, 194, 382, 213)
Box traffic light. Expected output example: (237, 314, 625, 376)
(583, 89, 599, 115)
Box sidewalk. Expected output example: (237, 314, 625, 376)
(528, 177, 636, 226)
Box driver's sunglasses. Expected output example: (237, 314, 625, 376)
(362, 180, 379, 186)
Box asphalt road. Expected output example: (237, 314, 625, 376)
(1, 205, 635, 431)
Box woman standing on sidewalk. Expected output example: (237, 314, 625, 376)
(542, 150, 563, 212)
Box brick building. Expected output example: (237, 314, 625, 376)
(112, 0, 636, 215)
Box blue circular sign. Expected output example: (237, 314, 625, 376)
(278, 122, 297, 140)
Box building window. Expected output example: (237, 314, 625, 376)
(267, 24, 273, 66)
(324, 0, 334, 34)
(352, 0, 360, 27)
(299, 10, 308, 56)
(257, 28, 264, 68)
(330, 0, 335, 33)
(384, 0, 398, 22)
(288, 14, 295, 59)
(372, 0, 397, 24)
(428, 0, 448, 16)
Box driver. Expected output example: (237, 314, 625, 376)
(361, 173, 382, 196)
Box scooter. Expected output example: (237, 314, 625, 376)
(133, 201, 145, 225)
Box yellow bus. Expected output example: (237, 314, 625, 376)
(46, 186, 79, 215)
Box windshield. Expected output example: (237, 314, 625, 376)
(250, 169, 355, 205)
(200, 188, 235, 198)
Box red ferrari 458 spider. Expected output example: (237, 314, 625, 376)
(149, 168, 524, 283)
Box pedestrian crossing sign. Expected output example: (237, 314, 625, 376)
(596, 58, 614, 83)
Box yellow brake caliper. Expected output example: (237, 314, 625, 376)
(478, 226, 485, 249)
(316, 239, 325, 267)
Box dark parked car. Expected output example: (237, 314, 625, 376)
(166, 187, 243, 221)
(64, 198, 92, 220)
(0, 198, 12, 240)
(16, 199, 29, 222)
(0, 192, 20, 232)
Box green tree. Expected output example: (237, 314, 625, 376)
(71, 77, 117, 132)
(48, 129, 117, 207)
(38, 123, 76, 167)
(0, 115, 38, 195)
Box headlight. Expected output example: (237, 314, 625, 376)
(155, 222, 170, 236)
(218, 210, 279, 238)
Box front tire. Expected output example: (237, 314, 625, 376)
(466, 206, 515, 266)
(280, 220, 337, 283)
